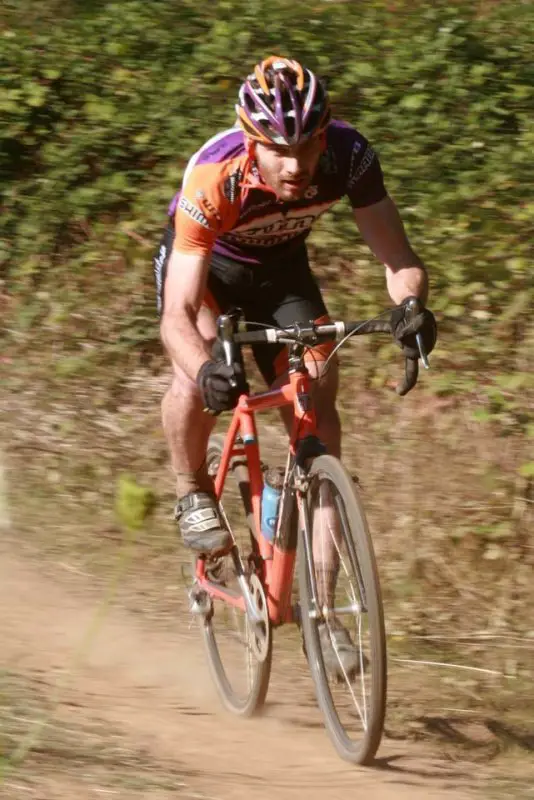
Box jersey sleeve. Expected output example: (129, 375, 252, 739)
(341, 127, 388, 209)
(173, 163, 238, 255)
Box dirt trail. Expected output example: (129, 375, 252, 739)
(0, 539, 481, 800)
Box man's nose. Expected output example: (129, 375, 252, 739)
(282, 156, 301, 175)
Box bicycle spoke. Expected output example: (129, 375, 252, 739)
(316, 485, 370, 730)
(299, 455, 386, 764)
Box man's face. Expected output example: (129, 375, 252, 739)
(254, 136, 323, 201)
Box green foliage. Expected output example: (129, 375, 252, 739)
(1, 0, 533, 417)
(518, 462, 534, 479)
(114, 473, 156, 531)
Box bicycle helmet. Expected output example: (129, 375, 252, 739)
(236, 56, 331, 146)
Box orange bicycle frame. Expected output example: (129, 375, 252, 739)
(195, 364, 317, 626)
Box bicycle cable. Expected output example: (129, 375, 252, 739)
(233, 309, 392, 381)
(321, 308, 392, 377)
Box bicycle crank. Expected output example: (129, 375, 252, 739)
(238, 573, 270, 663)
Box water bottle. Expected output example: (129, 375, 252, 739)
(261, 467, 285, 542)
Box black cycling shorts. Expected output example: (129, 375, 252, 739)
(153, 223, 332, 386)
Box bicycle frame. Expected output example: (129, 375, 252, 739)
(195, 360, 318, 627)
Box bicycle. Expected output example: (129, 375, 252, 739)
(188, 299, 429, 765)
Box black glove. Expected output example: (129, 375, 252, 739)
(196, 359, 249, 415)
(390, 296, 437, 360)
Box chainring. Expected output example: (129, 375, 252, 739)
(247, 574, 270, 663)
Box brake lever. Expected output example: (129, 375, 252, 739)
(405, 297, 430, 369)
(395, 297, 432, 395)
(217, 314, 237, 388)
(396, 357, 419, 396)
(417, 335, 430, 370)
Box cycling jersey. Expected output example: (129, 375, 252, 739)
(167, 119, 387, 266)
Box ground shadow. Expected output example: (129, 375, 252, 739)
(485, 719, 534, 752)
(414, 714, 534, 756)
(372, 753, 470, 783)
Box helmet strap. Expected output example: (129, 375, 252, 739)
(241, 138, 280, 198)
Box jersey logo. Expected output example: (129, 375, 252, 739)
(224, 203, 332, 247)
(154, 242, 167, 313)
(196, 190, 222, 223)
(223, 169, 243, 203)
(348, 144, 375, 188)
(178, 196, 211, 229)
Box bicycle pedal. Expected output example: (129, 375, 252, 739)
(188, 587, 212, 617)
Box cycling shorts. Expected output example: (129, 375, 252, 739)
(153, 223, 335, 386)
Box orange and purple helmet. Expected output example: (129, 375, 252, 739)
(236, 56, 331, 146)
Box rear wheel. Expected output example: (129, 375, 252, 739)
(192, 434, 272, 716)
(298, 455, 387, 764)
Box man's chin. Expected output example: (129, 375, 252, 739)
(278, 183, 308, 201)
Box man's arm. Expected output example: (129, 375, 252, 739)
(160, 249, 214, 382)
(353, 196, 428, 305)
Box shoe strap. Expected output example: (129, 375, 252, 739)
(175, 491, 216, 518)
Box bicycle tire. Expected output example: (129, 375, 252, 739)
(194, 434, 272, 717)
(298, 454, 387, 764)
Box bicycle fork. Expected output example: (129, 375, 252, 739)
(296, 473, 323, 623)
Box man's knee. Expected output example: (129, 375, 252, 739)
(308, 355, 339, 399)
(172, 363, 198, 394)
(162, 364, 202, 411)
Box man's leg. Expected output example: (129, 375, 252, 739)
(306, 355, 341, 587)
(272, 353, 340, 453)
(161, 304, 232, 553)
(306, 358, 361, 677)
(258, 268, 357, 675)
(273, 352, 341, 581)
(161, 366, 215, 498)
(292, 355, 341, 606)
(272, 351, 359, 676)
(253, 249, 342, 583)
(241, 246, 359, 675)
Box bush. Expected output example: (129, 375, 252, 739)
(2, 0, 533, 390)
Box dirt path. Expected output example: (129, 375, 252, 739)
(0, 539, 481, 800)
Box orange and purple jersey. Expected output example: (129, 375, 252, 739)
(167, 120, 387, 265)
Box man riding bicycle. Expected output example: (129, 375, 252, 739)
(155, 56, 437, 676)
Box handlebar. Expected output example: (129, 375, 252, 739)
(233, 318, 391, 343)
(217, 302, 429, 396)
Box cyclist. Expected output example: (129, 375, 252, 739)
(155, 56, 437, 676)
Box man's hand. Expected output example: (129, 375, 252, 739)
(196, 359, 249, 415)
(390, 296, 437, 360)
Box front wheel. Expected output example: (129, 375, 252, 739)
(298, 455, 387, 764)
(193, 434, 272, 717)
